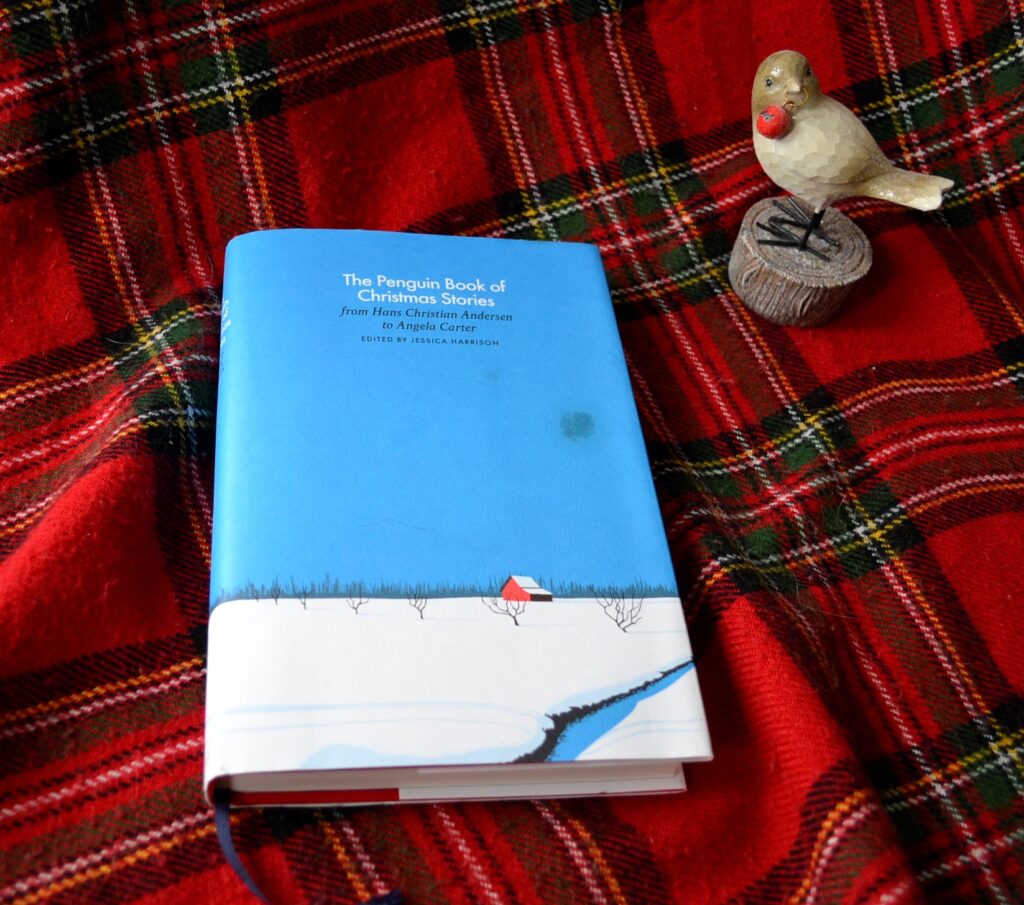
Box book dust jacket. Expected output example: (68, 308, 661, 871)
(205, 230, 711, 803)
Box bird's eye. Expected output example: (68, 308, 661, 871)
(765, 77, 774, 88)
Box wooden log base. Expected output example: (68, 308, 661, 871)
(728, 198, 872, 327)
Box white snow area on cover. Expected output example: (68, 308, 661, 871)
(204, 597, 710, 781)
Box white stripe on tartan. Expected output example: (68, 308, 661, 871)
(1, 809, 210, 898)
(694, 470, 1024, 575)
(432, 806, 506, 905)
(864, 6, 1024, 897)
(598, 0, 833, 656)
(797, 623, 1010, 903)
(886, 737, 1024, 815)
(338, 816, 390, 899)
(869, 0, 930, 169)
(671, 418, 1024, 529)
(859, 52, 1024, 124)
(0, 737, 203, 825)
(0, 0, 518, 100)
(1, 354, 213, 473)
(534, 802, 611, 905)
(539, 4, 642, 258)
(0, 666, 204, 742)
(0, 407, 214, 532)
(914, 825, 1024, 885)
(666, 364, 1024, 482)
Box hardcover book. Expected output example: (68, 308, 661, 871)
(205, 229, 712, 807)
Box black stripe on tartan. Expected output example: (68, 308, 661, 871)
(995, 335, 1024, 399)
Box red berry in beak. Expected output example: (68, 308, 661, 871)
(756, 105, 792, 139)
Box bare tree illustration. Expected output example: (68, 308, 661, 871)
(347, 582, 368, 615)
(591, 587, 644, 632)
(246, 580, 261, 603)
(269, 577, 283, 606)
(289, 576, 308, 610)
(407, 591, 428, 620)
(483, 594, 526, 626)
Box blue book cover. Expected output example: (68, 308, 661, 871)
(205, 229, 711, 805)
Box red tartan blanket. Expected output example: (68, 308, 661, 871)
(2, 1, 1023, 902)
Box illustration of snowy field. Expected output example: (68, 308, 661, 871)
(205, 595, 711, 781)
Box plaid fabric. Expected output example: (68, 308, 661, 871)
(1, 0, 1022, 902)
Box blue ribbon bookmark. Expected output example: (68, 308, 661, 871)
(213, 789, 402, 904)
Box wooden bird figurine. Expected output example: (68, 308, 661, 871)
(751, 50, 954, 255)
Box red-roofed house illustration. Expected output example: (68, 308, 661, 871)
(501, 576, 553, 602)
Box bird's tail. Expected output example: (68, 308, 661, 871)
(859, 168, 955, 211)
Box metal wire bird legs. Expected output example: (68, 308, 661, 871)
(755, 197, 840, 261)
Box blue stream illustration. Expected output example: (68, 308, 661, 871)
(515, 660, 695, 763)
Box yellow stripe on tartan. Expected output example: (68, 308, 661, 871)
(10, 822, 217, 905)
(40, 4, 133, 320)
(619, 2, 1023, 847)
(458, 138, 752, 240)
(609, 2, 833, 668)
(786, 787, 874, 905)
(856, 0, 1024, 339)
(553, 803, 629, 905)
(316, 811, 372, 901)
(856, 41, 1024, 115)
(0, 657, 203, 727)
(882, 726, 1024, 804)
(210, 2, 277, 229)
(0, 0, 45, 21)
(0, 304, 215, 406)
(857, 0, 916, 166)
(606, 0, 722, 290)
(673, 360, 1024, 473)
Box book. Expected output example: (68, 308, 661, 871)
(205, 229, 712, 807)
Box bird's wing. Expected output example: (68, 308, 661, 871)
(789, 95, 893, 186)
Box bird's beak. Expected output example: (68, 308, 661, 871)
(785, 77, 807, 108)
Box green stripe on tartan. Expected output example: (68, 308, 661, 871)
(103, 297, 214, 379)
(178, 40, 281, 135)
(761, 389, 858, 473)
(698, 471, 924, 593)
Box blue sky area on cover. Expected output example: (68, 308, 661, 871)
(209, 230, 678, 605)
